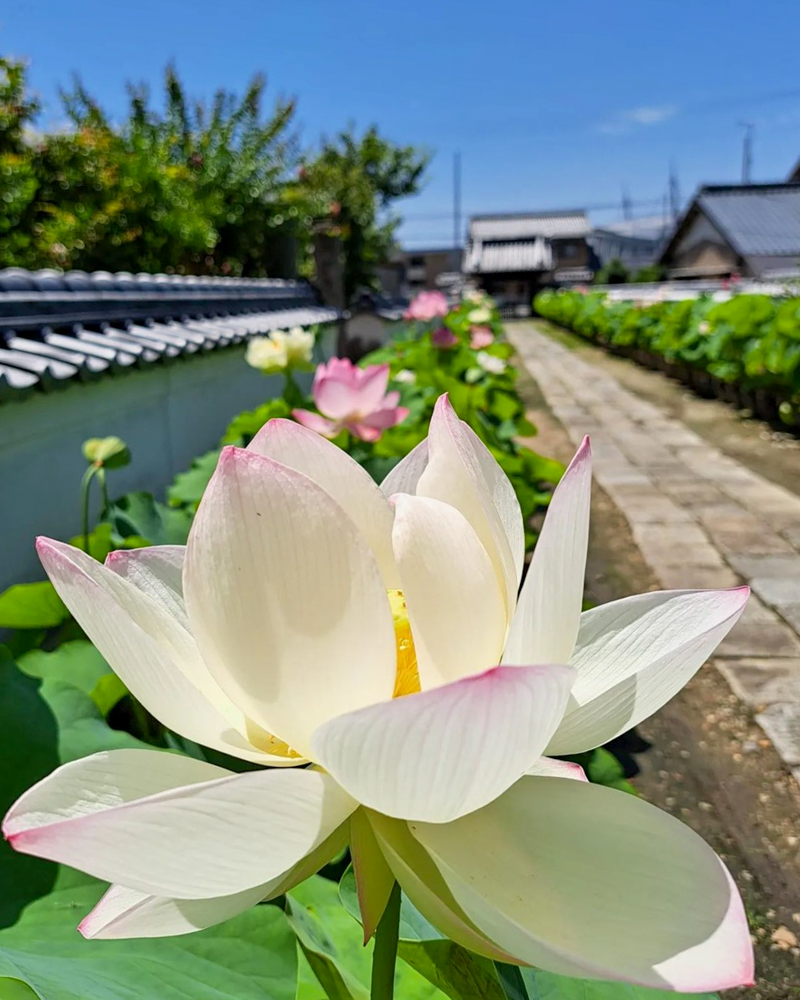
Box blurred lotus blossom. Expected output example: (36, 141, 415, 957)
(404, 290, 449, 321)
(432, 327, 458, 349)
(246, 327, 314, 374)
(394, 368, 416, 384)
(467, 306, 492, 324)
(293, 358, 409, 441)
(470, 326, 494, 349)
(477, 350, 507, 375)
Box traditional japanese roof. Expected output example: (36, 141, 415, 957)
(463, 238, 554, 274)
(468, 211, 591, 242)
(697, 185, 800, 256)
(0, 269, 337, 401)
(660, 184, 800, 272)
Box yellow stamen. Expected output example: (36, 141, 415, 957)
(245, 718, 303, 759)
(388, 589, 421, 698)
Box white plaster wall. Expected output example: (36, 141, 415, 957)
(0, 346, 314, 593)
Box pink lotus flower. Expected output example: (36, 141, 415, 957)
(470, 326, 494, 349)
(293, 358, 409, 442)
(432, 326, 458, 349)
(404, 290, 449, 322)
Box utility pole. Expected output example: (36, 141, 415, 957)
(668, 163, 681, 224)
(621, 185, 633, 221)
(739, 122, 754, 183)
(453, 151, 462, 249)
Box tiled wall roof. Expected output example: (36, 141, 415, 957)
(0, 269, 337, 401)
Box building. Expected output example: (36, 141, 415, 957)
(659, 184, 800, 280)
(402, 247, 462, 293)
(589, 216, 670, 273)
(462, 211, 595, 313)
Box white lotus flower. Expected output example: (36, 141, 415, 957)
(394, 368, 417, 384)
(245, 327, 314, 374)
(476, 350, 507, 375)
(277, 326, 315, 366)
(467, 305, 492, 324)
(4, 397, 752, 991)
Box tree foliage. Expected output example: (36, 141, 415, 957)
(0, 57, 428, 289)
(291, 125, 429, 301)
(0, 59, 298, 275)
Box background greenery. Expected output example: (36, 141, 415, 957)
(0, 56, 427, 294)
(536, 288, 800, 427)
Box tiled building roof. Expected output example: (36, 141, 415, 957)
(696, 184, 800, 256)
(0, 269, 337, 401)
(463, 239, 553, 274)
(468, 211, 591, 241)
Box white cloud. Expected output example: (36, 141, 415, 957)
(597, 104, 678, 136)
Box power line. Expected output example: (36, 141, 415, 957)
(401, 197, 665, 221)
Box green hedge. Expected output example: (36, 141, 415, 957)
(534, 289, 800, 426)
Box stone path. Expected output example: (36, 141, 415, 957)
(509, 322, 800, 782)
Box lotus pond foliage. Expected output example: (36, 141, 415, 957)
(535, 288, 800, 427)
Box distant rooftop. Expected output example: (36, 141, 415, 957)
(594, 215, 672, 242)
(694, 184, 800, 257)
(468, 211, 591, 241)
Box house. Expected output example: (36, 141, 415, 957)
(590, 216, 670, 273)
(462, 211, 595, 313)
(659, 184, 800, 280)
(402, 247, 462, 293)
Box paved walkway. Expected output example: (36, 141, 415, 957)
(509, 323, 800, 782)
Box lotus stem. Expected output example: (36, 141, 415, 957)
(370, 881, 401, 1000)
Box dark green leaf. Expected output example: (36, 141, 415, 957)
(17, 641, 126, 717)
(519, 969, 717, 1000)
(0, 883, 298, 1000)
(398, 940, 507, 1000)
(39, 679, 152, 763)
(0, 648, 60, 928)
(167, 450, 220, 509)
(106, 492, 192, 546)
(287, 877, 445, 1000)
(586, 748, 637, 795)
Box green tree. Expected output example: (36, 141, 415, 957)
(594, 258, 630, 285)
(293, 125, 429, 302)
(0, 56, 41, 266)
(0, 62, 298, 274)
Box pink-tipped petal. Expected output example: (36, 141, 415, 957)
(78, 822, 348, 939)
(291, 408, 340, 438)
(4, 749, 356, 900)
(311, 663, 574, 823)
(503, 436, 592, 667)
(548, 586, 750, 755)
(105, 545, 187, 628)
(411, 775, 754, 990)
(525, 757, 588, 780)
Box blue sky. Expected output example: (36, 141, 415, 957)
(3, 0, 800, 248)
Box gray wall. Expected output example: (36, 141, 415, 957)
(0, 346, 315, 594)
